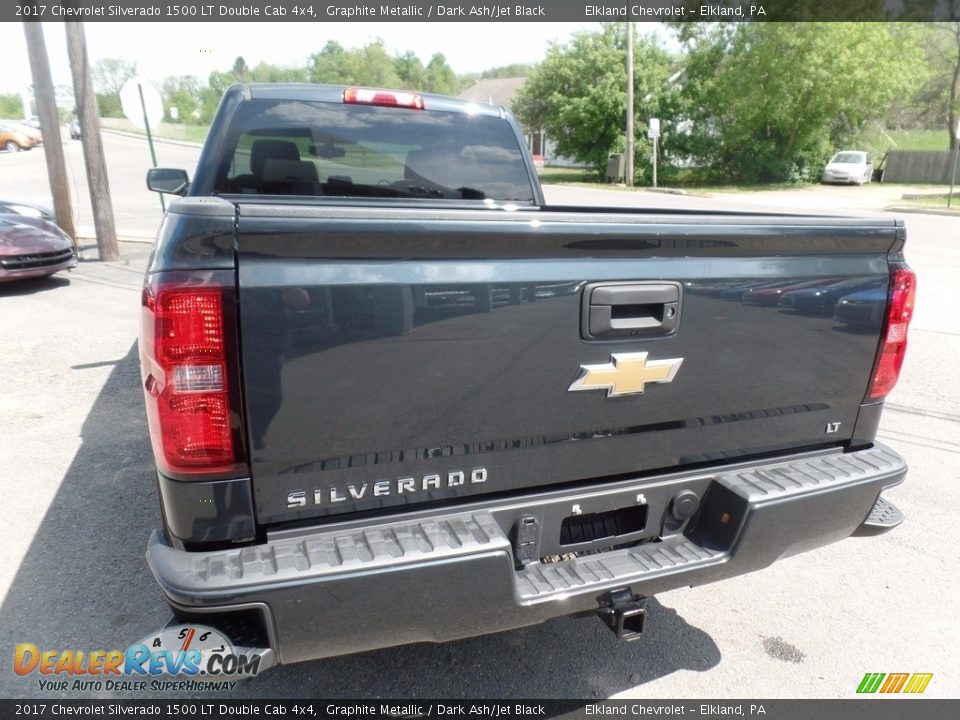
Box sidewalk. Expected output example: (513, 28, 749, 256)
(74, 239, 154, 287)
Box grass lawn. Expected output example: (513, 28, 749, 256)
(536, 167, 599, 184)
(895, 193, 960, 211)
(99, 117, 210, 144)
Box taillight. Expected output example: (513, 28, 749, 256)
(141, 271, 246, 477)
(343, 86, 425, 110)
(868, 265, 916, 399)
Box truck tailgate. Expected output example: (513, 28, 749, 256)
(235, 205, 898, 525)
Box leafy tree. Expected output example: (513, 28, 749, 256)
(92, 58, 136, 119)
(394, 51, 426, 90)
(424, 53, 458, 95)
(247, 62, 309, 84)
(912, 22, 960, 149)
(308, 41, 401, 87)
(162, 76, 201, 122)
(482, 63, 532, 79)
(0, 93, 23, 119)
(92, 57, 136, 96)
(95, 93, 123, 118)
(514, 24, 674, 176)
(308, 43, 464, 93)
(675, 23, 924, 182)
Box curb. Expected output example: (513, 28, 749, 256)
(644, 187, 690, 196)
(885, 205, 960, 217)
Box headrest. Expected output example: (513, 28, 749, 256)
(251, 140, 301, 177)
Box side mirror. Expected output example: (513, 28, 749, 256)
(147, 168, 190, 196)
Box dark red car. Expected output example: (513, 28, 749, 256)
(0, 213, 77, 282)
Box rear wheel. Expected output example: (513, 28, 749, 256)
(4, 141, 21, 153)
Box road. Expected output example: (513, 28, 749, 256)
(0, 130, 199, 240)
(0, 135, 958, 701)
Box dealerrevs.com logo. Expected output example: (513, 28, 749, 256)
(856, 672, 934, 694)
(13, 625, 262, 692)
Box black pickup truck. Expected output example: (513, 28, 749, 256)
(141, 84, 914, 667)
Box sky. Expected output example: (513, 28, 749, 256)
(0, 22, 614, 98)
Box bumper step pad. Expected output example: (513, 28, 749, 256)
(853, 495, 904, 536)
(516, 537, 721, 602)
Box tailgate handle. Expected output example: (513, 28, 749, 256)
(584, 282, 681, 340)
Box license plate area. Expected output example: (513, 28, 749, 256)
(499, 474, 715, 567)
(560, 505, 649, 546)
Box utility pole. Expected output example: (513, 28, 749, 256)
(23, 22, 76, 246)
(65, 22, 119, 261)
(625, 21, 634, 187)
(949, 120, 960, 209)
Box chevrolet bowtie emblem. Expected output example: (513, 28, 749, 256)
(568, 352, 683, 398)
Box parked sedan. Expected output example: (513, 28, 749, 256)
(0, 214, 77, 282)
(821, 151, 873, 185)
(0, 122, 38, 153)
(15, 123, 42, 147)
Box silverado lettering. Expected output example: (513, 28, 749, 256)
(141, 83, 912, 667)
(287, 469, 488, 507)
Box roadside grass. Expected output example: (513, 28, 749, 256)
(894, 193, 960, 211)
(99, 117, 210, 144)
(536, 167, 599, 184)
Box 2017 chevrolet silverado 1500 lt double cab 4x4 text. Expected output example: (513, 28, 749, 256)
(141, 84, 914, 668)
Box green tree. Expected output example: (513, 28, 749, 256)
(481, 63, 532, 79)
(95, 93, 123, 118)
(675, 23, 924, 182)
(394, 51, 426, 90)
(92, 57, 136, 119)
(92, 57, 136, 96)
(308, 41, 401, 87)
(424, 53, 458, 95)
(514, 24, 674, 175)
(161, 76, 201, 122)
(245, 62, 309, 84)
(912, 22, 960, 149)
(0, 93, 23, 119)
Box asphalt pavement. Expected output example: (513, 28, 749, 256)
(0, 135, 957, 701)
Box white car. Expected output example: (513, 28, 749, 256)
(821, 150, 873, 185)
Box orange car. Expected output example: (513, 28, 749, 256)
(0, 122, 39, 152)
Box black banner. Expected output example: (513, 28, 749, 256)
(7, 0, 960, 23)
(2, 700, 960, 720)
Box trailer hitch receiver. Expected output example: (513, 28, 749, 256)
(597, 588, 647, 641)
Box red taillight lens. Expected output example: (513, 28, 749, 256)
(141, 272, 242, 476)
(343, 86, 425, 110)
(868, 266, 916, 399)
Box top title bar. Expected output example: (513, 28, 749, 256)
(8, 1, 960, 23)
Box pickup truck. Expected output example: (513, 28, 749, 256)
(141, 84, 914, 667)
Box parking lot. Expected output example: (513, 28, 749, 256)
(0, 135, 958, 700)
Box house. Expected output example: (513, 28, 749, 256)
(457, 77, 552, 166)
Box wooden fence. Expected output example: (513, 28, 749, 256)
(882, 150, 959, 184)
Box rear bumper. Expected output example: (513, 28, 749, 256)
(147, 443, 905, 664)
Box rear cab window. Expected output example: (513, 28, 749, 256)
(214, 99, 535, 203)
